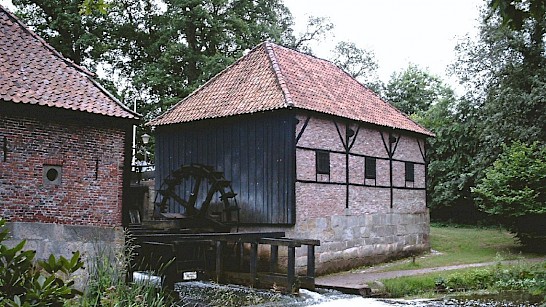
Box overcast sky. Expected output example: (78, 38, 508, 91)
(1, 0, 484, 88)
(284, 0, 484, 88)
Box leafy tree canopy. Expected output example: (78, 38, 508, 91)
(383, 64, 454, 116)
(472, 141, 546, 246)
(330, 41, 382, 92)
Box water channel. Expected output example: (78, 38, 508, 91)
(174, 281, 544, 307)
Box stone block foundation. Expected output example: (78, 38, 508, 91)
(241, 209, 430, 275)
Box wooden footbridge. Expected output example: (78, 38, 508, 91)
(130, 228, 320, 293)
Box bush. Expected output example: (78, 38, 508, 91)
(493, 261, 546, 295)
(473, 141, 546, 249)
(0, 218, 83, 306)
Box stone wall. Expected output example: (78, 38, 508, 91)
(0, 108, 130, 227)
(4, 221, 124, 289)
(242, 211, 429, 275)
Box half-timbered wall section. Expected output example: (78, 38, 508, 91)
(295, 114, 426, 216)
(245, 114, 429, 274)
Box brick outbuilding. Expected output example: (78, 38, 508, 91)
(0, 6, 138, 261)
(149, 42, 434, 273)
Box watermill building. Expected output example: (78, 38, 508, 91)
(148, 42, 434, 274)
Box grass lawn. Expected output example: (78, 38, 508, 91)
(367, 224, 543, 272)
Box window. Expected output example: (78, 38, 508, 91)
(405, 162, 415, 182)
(316, 151, 330, 175)
(43, 165, 62, 185)
(365, 157, 376, 179)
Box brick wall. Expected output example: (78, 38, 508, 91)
(0, 107, 130, 227)
(288, 114, 429, 274)
(295, 115, 427, 216)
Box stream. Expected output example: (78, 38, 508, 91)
(173, 281, 545, 307)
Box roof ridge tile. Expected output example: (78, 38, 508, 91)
(264, 41, 293, 108)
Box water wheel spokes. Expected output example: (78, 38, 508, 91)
(154, 164, 240, 230)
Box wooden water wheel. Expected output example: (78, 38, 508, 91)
(155, 164, 240, 231)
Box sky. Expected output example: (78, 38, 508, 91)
(0, 0, 484, 88)
(284, 0, 484, 88)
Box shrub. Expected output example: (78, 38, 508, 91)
(0, 218, 83, 306)
(473, 141, 546, 249)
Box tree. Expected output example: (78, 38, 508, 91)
(488, 0, 546, 62)
(473, 142, 546, 248)
(13, 0, 109, 68)
(330, 41, 382, 92)
(452, 6, 546, 178)
(383, 65, 454, 116)
(411, 91, 483, 223)
(283, 15, 334, 55)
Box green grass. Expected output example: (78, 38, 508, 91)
(370, 224, 542, 272)
(381, 261, 546, 300)
(380, 266, 496, 298)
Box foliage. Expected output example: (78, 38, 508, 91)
(488, 0, 546, 48)
(452, 5, 546, 168)
(0, 218, 84, 306)
(330, 41, 382, 91)
(74, 231, 172, 306)
(382, 261, 546, 298)
(417, 98, 483, 222)
(424, 1, 546, 224)
(79, 0, 108, 15)
(493, 261, 546, 294)
(13, 0, 109, 67)
(473, 141, 546, 247)
(383, 65, 454, 116)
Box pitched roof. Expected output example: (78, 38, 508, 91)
(0, 6, 138, 120)
(149, 42, 433, 137)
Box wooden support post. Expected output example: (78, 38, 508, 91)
(287, 246, 296, 293)
(250, 242, 258, 286)
(237, 242, 244, 271)
(215, 240, 225, 282)
(270, 245, 278, 273)
(307, 245, 315, 279)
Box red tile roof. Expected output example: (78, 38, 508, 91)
(149, 42, 433, 137)
(0, 6, 138, 120)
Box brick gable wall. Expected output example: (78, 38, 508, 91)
(0, 108, 129, 227)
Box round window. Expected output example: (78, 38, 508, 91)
(46, 168, 59, 182)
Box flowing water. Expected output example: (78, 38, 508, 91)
(174, 281, 545, 307)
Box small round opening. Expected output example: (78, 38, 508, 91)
(46, 168, 59, 182)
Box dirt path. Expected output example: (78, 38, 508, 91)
(315, 257, 546, 294)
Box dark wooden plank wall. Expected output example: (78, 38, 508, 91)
(155, 112, 296, 225)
